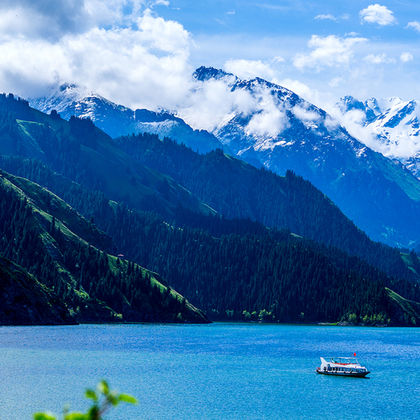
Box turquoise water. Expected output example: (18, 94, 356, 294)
(0, 324, 418, 419)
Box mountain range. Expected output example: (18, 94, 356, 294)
(0, 92, 419, 325)
(193, 67, 420, 249)
(32, 84, 223, 154)
(30, 67, 420, 249)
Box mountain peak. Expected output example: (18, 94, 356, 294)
(58, 82, 79, 92)
(338, 95, 381, 123)
(339, 95, 365, 111)
(193, 66, 235, 82)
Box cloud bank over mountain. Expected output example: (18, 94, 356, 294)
(0, 0, 193, 109)
(0, 0, 420, 121)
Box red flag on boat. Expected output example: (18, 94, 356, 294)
(354, 352, 356, 356)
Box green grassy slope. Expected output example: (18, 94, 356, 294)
(386, 288, 420, 325)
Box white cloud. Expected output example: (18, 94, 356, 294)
(0, 0, 150, 41)
(272, 56, 285, 64)
(178, 78, 256, 132)
(245, 93, 289, 138)
(224, 59, 276, 81)
(178, 74, 292, 138)
(329, 106, 378, 148)
(0, 7, 193, 108)
(280, 79, 315, 101)
(0, 0, 419, 133)
(153, 0, 170, 6)
(329, 77, 343, 88)
(278, 78, 338, 113)
(406, 21, 420, 32)
(400, 52, 414, 63)
(0, 3, 87, 41)
(292, 105, 320, 123)
(364, 53, 395, 64)
(293, 35, 367, 70)
(314, 14, 337, 22)
(359, 4, 396, 26)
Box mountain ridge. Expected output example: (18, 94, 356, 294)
(0, 93, 214, 219)
(29, 69, 420, 248)
(113, 132, 419, 285)
(192, 67, 420, 248)
(31, 84, 223, 154)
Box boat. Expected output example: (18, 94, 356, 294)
(316, 357, 370, 377)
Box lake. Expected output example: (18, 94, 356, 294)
(0, 323, 418, 419)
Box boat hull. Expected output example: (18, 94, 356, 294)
(316, 368, 369, 378)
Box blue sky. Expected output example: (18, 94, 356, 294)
(154, 1, 420, 102)
(0, 0, 419, 111)
(157, 0, 420, 40)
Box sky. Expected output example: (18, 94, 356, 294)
(1, 0, 420, 113)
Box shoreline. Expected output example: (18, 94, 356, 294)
(0, 320, 416, 328)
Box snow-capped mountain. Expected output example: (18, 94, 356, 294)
(31, 84, 223, 154)
(192, 67, 420, 248)
(338, 96, 420, 179)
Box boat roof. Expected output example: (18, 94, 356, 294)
(321, 357, 360, 365)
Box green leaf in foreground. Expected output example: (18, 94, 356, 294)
(64, 413, 87, 420)
(118, 394, 138, 404)
(84, 389, 97, 402)
(34, 380, 137, 420)
(34, 413, 57, 420)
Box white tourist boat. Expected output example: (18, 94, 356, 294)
(316, 357, 370, 377)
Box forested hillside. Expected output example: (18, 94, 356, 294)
(1, 156, 418, 325)
(0, 169, 207, 324)
(114, 133, 418, 284)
